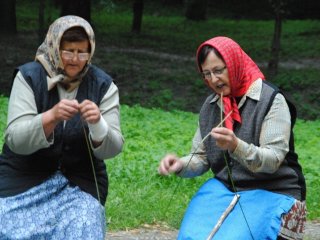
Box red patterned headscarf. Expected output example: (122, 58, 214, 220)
(196, 36, 265, 130)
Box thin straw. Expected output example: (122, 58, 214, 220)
(220, 92, 223, 124)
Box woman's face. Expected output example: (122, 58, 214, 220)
(201, 50, 231, 96)
(60, 40, 90, 80)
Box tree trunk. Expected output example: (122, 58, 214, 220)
(132, 0, 144, 33)
(185, 0, 208, 21)
(268, 0, 283, 80)
(38, 0, 45, 44)
(161, 0, 183, 6)
(60, 0, 91, 23)
(0, 0, 17, 35)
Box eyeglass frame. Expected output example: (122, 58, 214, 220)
(201, 66, 227, 80)
(60, 50, 90, 61)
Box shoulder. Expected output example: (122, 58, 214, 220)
(16, 62, 45, 79)
(203, 93, 218, 105)
(18, 61, 43, 72)
(262, 80, 297, 125)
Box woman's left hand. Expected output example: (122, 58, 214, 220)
(79, 100, 101, 124)
(211, 127, 238, 152)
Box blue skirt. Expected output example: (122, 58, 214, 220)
(178, 178, 295, 240)
(0, 171, 106, 240)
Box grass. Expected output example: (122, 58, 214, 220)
(1, 97, 318, 230)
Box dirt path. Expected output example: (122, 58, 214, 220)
(103, 46, 320, 69)
(106, 221, 320, 239)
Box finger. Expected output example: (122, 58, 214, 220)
(62, 105, 79, 117)
(163, 155, 176, 169)
(62, 99, 79, 108)
(169, 161, 182, 173)
(80, 104, 98, 117)
(79, 100, 94, 110)
(158, 160, 169, 175)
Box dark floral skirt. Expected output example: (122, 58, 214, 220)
(279, 200, 307, 240)
(0, 171, 105, 240)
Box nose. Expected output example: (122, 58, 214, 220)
(209, 72, 219, 82)
(71, 53, 79, 61)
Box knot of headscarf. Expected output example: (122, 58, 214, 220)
(35, 15, 95, 92)
(196, 36, 265, 130)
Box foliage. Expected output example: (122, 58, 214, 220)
(0, 97, 319, 230)
(105, 104, 206, 229)
(294, 119, 320, 220)
(5, 1, 319, 121)
(273, 68, 320, 120)
(14, 1, 320, 61)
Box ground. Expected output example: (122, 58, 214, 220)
(105, 221, 320, 239)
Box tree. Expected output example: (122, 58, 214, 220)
(185, 0, 208, 21)
(0, 0, 17, 35)
(132, 0, 144, 33)
(268, 0, 288, 79)
(38, 0, 46, 44)
(161, 0, 183, 6)
(58, 0, 91, 23)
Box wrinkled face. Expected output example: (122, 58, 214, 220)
(60, 40, 90, 80)
(201, 50, 231, 96)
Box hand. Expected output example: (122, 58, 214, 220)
(158, 154, 183, 175)
(79, 100, 101, 124)
(211, 127, 238, 152)
(50, 99, 79, 123)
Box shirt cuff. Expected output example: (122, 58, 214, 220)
(88, 116, 109, 142)
(229, 138, 247, 160)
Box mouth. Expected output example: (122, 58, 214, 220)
(216, 83, 225, 89)
(67, 64, 78, 68)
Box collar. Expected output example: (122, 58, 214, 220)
(210, 78, 263, 109)
(47, 74, 82, 92)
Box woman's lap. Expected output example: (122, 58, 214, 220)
(0, 172, 105, 240)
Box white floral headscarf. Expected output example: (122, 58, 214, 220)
(35, 15, 95, 91)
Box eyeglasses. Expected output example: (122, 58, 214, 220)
(201, 66, 227, 80)
(61, 50, 90, 61)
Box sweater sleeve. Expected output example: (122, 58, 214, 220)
(90, 82, 124, 159)
(230, 93, 291, 173)
(5, 71, 52, 154)
(177, 126, 210, 178)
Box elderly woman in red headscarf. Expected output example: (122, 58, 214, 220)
(158, 36, 306, 240)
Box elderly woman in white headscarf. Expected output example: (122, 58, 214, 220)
(0, 15, 124, 239)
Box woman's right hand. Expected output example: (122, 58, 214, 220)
(158, 154, 183, 175)
(50, 99, 79, 122)
(42, 99, 79, 138)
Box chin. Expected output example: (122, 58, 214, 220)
(66, 72, 80, 79)
(222, 88, 231, 96)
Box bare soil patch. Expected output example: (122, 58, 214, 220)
(105, 221, 320, 240)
